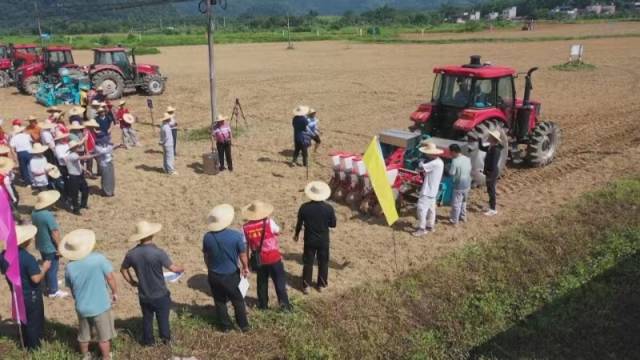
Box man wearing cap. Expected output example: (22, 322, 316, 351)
(294, 181, 337, 293)
(29, 143, 50, 190)
(413, 142, 444, 237)
(31, 190, 68, 299)
(65, 140, 96, 215)
(159, 113, 176, 175)
(212, 115, 233, 172)
(62, 229, 118, 360)
(202, 204, 250, 332)
(26, 116, 42, 143)
(242, 201, 291, 310)
(166, 106, 178, 156)
(478, 130, 503, 216)
(121, 221, 184, 346)
(96, 106, 113, 135)
(0, 225, 51, 350)
(291, 105, 310, 167)
(448, 144, 472, 225)
(9, 124, 33, 186)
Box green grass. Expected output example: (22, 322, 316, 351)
(2, 177, 639, 359)
(551, 61, 597, 71)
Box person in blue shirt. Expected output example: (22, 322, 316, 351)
(0, 225, 51, 350)
(95, 106, 114, 135)
(306, 108, 322, 153)
(202, 204, 250, 332)
(291, 105, 310, 167)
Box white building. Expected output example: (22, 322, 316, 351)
(469, 11, 481, 21)
(586, 3, 616, 15)
(551, 6, 579, 19)
(502, 6, 517, 20)
(487, 12, 500, 20)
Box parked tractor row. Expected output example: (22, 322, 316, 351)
(330, 56, 561, 216)
(0, 43, 167, 101)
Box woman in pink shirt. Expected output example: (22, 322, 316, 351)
(211, 115, 233, 172)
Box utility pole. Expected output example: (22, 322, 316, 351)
(34, 1, 43, 46)
(287, 14, 294, 50)
(206, 1, 218, 129)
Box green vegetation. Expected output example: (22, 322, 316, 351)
(2, 176, 639, 358)
(551, 61, 598, 71)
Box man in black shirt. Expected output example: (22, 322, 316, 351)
(294, 181, 337, 294)
(478, 129, 503, 216)
(292, 105, 310, 167)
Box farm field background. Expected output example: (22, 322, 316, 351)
(0, 21, 640, 358)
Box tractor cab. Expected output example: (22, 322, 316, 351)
(42, 46, 76, 78)
(10, 44, 39, 68)
(93, 48, 137, 79)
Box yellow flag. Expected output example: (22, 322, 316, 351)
(363, 136, 399, 226)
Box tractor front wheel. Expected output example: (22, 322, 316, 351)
(143, 75, 165, 96)
(526, 121, 561, 167)
(0, 71, 10, 88)
(93, 70, 125, 100)
(21, 76, 41, 95)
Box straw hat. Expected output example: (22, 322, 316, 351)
(207, 204, 235, 232)
(118, 100, 126, 106)
(60, 229, 96, 261)
(69, 106, 85, 116)
(46, 106, 62, 114)
(127, 221, 162, 243)
(123, 113, 135, 125)
(69, 122, 85, 131)
(31, 143, 49, 155)
(161, 113, 172, 122)
(34, 190, 60, 210)
(68, 140, 83, 149)
(46, 163, 61, 179)
(96, 86, 104, 92)
(12, 125, 25, 134)
(418, 142, 444, 156)
(304, 181, 331, 202)
(97, 106, 106, 113)
(241, 201, 274, 221)
(39, 121, 55, 130)
(84, 119, 100, 128)
(27, 115, 37, 122)
(54, 133, 69, 142)
(166, 106, 176, 113)
(0, 158, 15, 173)
(215, 114, 228, 122)
(308, 108, 317, 115)
(90, 100, 101, 107)
(293, 105, 310, 117)
(0, 145, 10, 155)
(17, 225, 38, 246)
(487, 129, 502, 142)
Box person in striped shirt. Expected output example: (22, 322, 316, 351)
(211, 115, 233, 172)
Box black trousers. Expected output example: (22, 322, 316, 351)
(216, 142, 233, 171)
(67, 174, 89, 212)
(302, 245, 329, 289)
(293, 141, 309, 166)
(58, 166, 69, 200)
(256, 260, 290, 309)
(22, 289, 45, 350)
(139, 294, 171, 346)
(486, 174, 498, 211)
(43, 149, 55, 165)
(207, 271, 249, 331)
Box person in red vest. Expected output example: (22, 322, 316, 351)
(241, 200, 291, 310)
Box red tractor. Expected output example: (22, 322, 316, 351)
(89, 47, 166, 99)
(15, 46, 78, 95)
(0, 44, 40, 88)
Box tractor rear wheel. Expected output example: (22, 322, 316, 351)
(526, 121, 561, 167)
(92, 70, 125, 100)
(466, 119, 509, 186)
(0, 71, 10, 88)
(143, 74, 165, 96)
(21, 76, 41, 95)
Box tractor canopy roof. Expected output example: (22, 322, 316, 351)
(13, 44, 38, 49)
(44, 46, 72, 51)
(433, 65, 516, 79)
(93, 47, 127, 53)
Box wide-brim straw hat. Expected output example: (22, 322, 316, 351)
(69, 122, 85, 131)
(17, 225, 38, 246)
(419, 142, 444, 156)
(68, 140, 83, 149)
(118, 100, 126, 106)
(12, 125, 25, 134)
(207, 204, 235, 232)
(308, 108, 317, 115)
(161, 113, 172, 122)
(241, 201, 274, 221)
(97, 107, 107, 113)
(128, 221, 162, 243)
(27, 115, 38, 122)
(166, 106, 176, 113)
(123, 114, 135, 125)
(46, 163, 61, 179)
(293, 105, 310, 117)
(84, 119, 100, 128)
(46, 106, 62, 114)
(487, 129, 502, 141)
(90, 100, 101, 107)
(0, 145, 10, 155)
(215, 114, 228, 122)
(69, 106, 85, 116)
(60, 229, 96, 261)
(96, 86, 104, 91)
(0, 158, 15, 173)
(305, 181, 331, 202)
(31, 143, 49, 154)
(54, 133, 69, 142)
(39, 121, 55, 130)
(34, 190, 60, 210)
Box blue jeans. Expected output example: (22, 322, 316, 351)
(17, 151, 32, 185)
(40, 252, 59, 295)
(139, 293, 171, 345)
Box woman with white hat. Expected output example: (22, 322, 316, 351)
(212, 114, 233, 172)
(478, 129, 503, 216)
(412, 142, 444, 237)
(117, 101, 139, 148)
(291, 105, 310, 167)
(0, 225, 51, 350)
(294, 181, 337, 293)
(241, 200, 291, 310)
(306, 108, 321, 152)
(166, 106, 178, 156)
(159, 113, 177, 175)
(9, 124, 33, 186)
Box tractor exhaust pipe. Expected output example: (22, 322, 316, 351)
(515, 67, 539, 140)
(522, 67, 538, 106)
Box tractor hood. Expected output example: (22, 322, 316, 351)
(0, 58, 10, 69)
(16, 62, 44, 77)
(410, 103, 432, 123)
(136, 64, 160, 75)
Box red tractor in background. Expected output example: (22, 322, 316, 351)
(15, 46, 78, 95)
(0, 44, 40, 88)
(89, 47, 166, 99)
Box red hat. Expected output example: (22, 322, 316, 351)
(11, 119, 22, 126)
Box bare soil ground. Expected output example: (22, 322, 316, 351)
(400, 21, 640, 40)
(1, 29, 639, 325)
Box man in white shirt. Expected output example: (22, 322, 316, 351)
(9, 125, 33, 186)
(29, 144, 49, 190)
(413, 142, 444, 237)
(159, 114, 176, 175)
